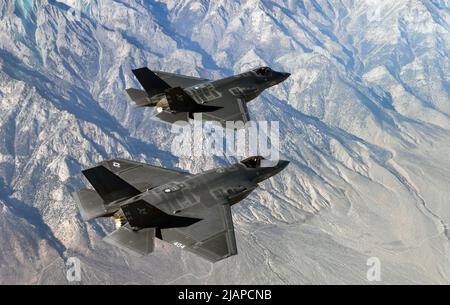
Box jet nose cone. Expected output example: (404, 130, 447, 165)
(281, 72, 291, 80)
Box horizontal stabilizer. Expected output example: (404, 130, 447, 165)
(103, 225, 155, 257)
(73, 189, 108, 221)
(125, 88, 153, 107)
(82, 166, 141, 204)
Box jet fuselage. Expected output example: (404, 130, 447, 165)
(150, 67, 290, 111)
(114, 157, 289, 230)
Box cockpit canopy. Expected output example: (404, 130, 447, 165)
(254, 67, 273, 76)
(241, 156, 266, 168)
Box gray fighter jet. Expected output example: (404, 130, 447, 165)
(126, 67, 290, 127)
(73, 156, 289, 262)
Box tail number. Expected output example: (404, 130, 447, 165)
(173, 241, 186, 249)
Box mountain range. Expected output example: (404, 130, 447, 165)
(0, 0, 449, 284)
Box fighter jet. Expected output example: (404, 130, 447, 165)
(73, 156, 289, 262)
(126, 66, 290, 127)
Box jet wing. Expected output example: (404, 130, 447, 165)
(95, 159, 191, 192)
(201, 96, 250, 127)
(160, 203, 237, 263)
(154, 71, 209, 88)
(153, 97, 250, 128)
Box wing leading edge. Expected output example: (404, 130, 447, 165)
(154, 71, 209, 88)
